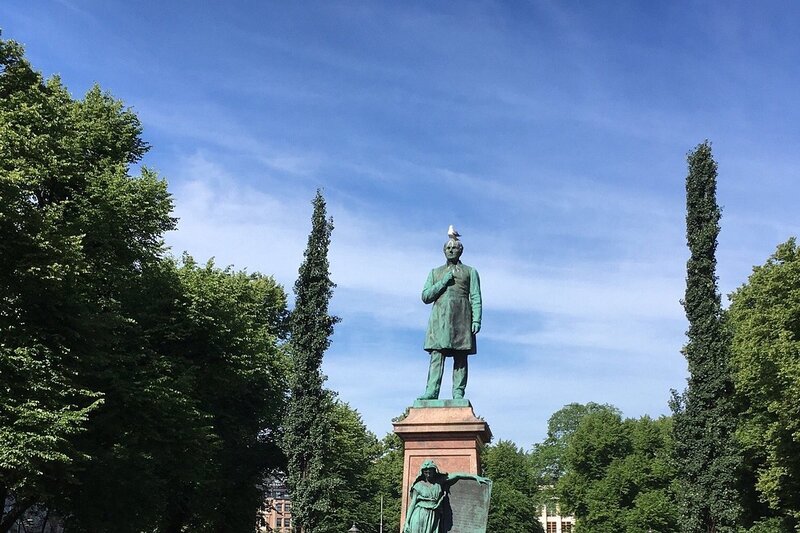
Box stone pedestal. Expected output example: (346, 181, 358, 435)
(393, 399, 492, 530)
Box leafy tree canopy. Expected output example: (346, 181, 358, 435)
(483, 440, 543, 533)
(557, 410, 678, 533)
(0, 34, 171, 529)
(729, 238, 800, 530)
(0, 36, 289, 532)
(530, 402, 620, 496)
(364, 433, 404, 533)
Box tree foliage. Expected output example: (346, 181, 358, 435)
(0, 37, 289, 532)
(364, 433, 404, 533)
(324, 402, 382, 532)
(530, 402, 621, 492)
(61, 257, 288, 532)
(557, 411, 678, 533)
(283, 190, 340, 533)
(670, 141, 742, 532)
(483, 440, 543, 533)
(728, 238, 800, 530)
(0, 35, 168, 529)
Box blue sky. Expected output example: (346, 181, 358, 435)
(4, 1, 799, 447)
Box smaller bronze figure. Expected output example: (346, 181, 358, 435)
(404, 460, 489, 533)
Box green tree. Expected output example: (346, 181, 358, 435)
(63, 257, 215, 533)
(558, 412, 678, 533)
(65, 258, 288, 533)
(0, 36, 170, 530)
(324, 402, 382, 532)
(0, 37, 290, 532)
(164, 258, 289, 532)
(529, 401, 621, 524)
(283, 190, 340, 533)
(728, 238, 800, 530)
(364, 433, 404, 533)
(670, 141, 742, 532)
(530, 402, 621, 491)
(483, 440, 543, 533)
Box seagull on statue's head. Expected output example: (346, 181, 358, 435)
(448, 225, 461, 241)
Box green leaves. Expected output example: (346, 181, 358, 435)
(0, 36, 165, 526)
(729, 238, 800, 527)
(483, 440, 542, 533)
(1, 37, 289, 532)
(672, 141, 743, 532)
(557, 412, 678, 533)
(284, 190, 341, 533)
(530, 402, 620, 494)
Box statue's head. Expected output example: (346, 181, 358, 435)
(443, 239, 463, 261)
(419, 459, 441, 481)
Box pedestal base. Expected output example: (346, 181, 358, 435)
(393, 401, 492, 530)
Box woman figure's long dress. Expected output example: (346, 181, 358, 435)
(407, 480, 444, 533)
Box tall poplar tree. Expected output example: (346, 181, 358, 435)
(670, 141, 742, 532)
(283, 191, 339, 533)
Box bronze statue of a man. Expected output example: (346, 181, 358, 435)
(418, 228, 482, 400)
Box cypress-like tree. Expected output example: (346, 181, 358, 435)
(283, 191, 340, 533)
(670, 141, 742, 532)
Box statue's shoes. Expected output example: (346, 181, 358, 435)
(417, 394, 439, 400)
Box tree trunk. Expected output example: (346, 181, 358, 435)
(0, 496, 33, 533)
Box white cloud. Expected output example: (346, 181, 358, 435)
(163, 151, 692, 445)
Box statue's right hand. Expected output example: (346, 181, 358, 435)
(444, 270, 455, 283)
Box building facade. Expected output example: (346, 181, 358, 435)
(539, 502, 574, 533)
(260, 478, 294, 533)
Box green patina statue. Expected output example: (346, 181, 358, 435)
(404, 460, 489, 533)
(418, 227, 482, 400)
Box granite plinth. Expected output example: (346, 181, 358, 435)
(393, 402, 492, 532)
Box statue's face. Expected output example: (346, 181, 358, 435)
(444, 241, 463, 261)
(423, 468, 436, 481)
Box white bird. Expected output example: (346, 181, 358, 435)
(448, 225, 461, 240)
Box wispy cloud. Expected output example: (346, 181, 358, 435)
(139, 104, 327, 178)
(165, 152, 690, 444)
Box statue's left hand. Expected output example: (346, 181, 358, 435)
(471, 323, 480, 334)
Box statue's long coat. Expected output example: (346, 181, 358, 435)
(421, 262, 482, 355)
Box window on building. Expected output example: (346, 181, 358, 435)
(276, 503, 283, 512)
(546, 521, 558, 533)
(276, 518, 282, 527)
(561, 521, 573, 532)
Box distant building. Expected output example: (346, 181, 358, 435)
(260, 478, 294, 533)
(539, 501, 574, 533)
